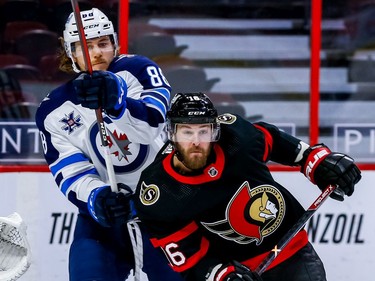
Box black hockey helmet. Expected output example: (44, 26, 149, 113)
(167, 93, 220, 142)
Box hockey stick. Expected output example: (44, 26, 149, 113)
(70, 0, 117, 192)
(69, 5, 143, 281)
(0, 213, 31, 281)
(254, 184, 337, 275)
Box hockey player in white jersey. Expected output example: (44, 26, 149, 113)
(35, 8, 182, 281)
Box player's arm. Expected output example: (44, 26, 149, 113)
(140, 218, 260, 281)
(254, 122, 361, 200)
(138, 219, 215, 280)
(39, 122, 102, 202)
(145, 220, 212, 274)
(73, 56, 171, 144)
(36, 109, 131, 226)
(112, 56, 171, 143)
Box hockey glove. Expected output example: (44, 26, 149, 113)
(300, 144, 361, 201)
(206, 261, 262, 281)
(73, 70, 127, 117)
(87, 183, 133, 227)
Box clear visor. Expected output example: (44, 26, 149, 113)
(169, 123, 220, 143)
(72, 36, 114, 57)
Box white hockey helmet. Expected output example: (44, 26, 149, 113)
(63, 8, 118, 72)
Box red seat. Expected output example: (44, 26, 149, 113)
(2, 21, 48, 53)
(0, 54, 30, 68)
(0, 69, 35, 119)
(0, 102, 37, 119)
(14, 29, 59, 66)
(2, 64, 42, 81)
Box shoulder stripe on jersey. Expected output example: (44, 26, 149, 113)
(142, 95, 168, 116)
(253, 124, 273, 162)
(151, 221, 198, 247)
(141, 87, 170, 103)
(142, 88, 170, 114)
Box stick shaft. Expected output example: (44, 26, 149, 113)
(70, 0, 118, 192)
(255, 184, 336, 275)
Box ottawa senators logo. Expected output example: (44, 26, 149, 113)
(139, 182, 160, 206)
(201, 182, 285, 245)
(217, 113, 236, 124)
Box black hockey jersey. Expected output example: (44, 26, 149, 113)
(134, 114, 310, 280)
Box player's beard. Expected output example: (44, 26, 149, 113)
(175, 142, 213, 171)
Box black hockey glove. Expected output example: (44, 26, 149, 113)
(87, 183, 133, 227)
(73, 70, 127, 117)
(301, 144, 361, 201)
(206, 261, 262, 281)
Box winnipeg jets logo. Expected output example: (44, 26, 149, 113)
(201, 182, 285, 245)
(90, 118, 149, 173)
(107, 130, 132, 162)
(60, 111, 83, 134)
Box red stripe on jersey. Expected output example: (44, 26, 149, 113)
(254, 124, 273, 162)
(150, 221, 198, 247)
(163, 144, 225, 184)
(150, 221, 210, 272)
(242, 230, 308, 272)
(173, 236, 210, 272)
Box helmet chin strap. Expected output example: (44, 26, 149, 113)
(71, 60, 80, 73)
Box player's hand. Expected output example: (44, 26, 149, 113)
(73, 70, 127, 116)
(206, 261, 262, 281)
(87, 183, 133, 227)
(301, 144, 361, 201)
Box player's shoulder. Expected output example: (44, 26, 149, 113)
(218, 113, 255, 130)
(136, 143, 172, 195)
(35, 80, 77, 127)
(109, 54, 157, 72)
(217, 113, 238, 125)
(142, 142, 172, 174)
(217, 113, 262, 144)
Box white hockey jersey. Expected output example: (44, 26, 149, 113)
(35, 54, 171, 210)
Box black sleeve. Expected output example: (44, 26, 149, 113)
(254, 121, 302, 166)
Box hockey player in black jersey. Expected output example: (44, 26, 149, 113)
(134, 92, 361, 281)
